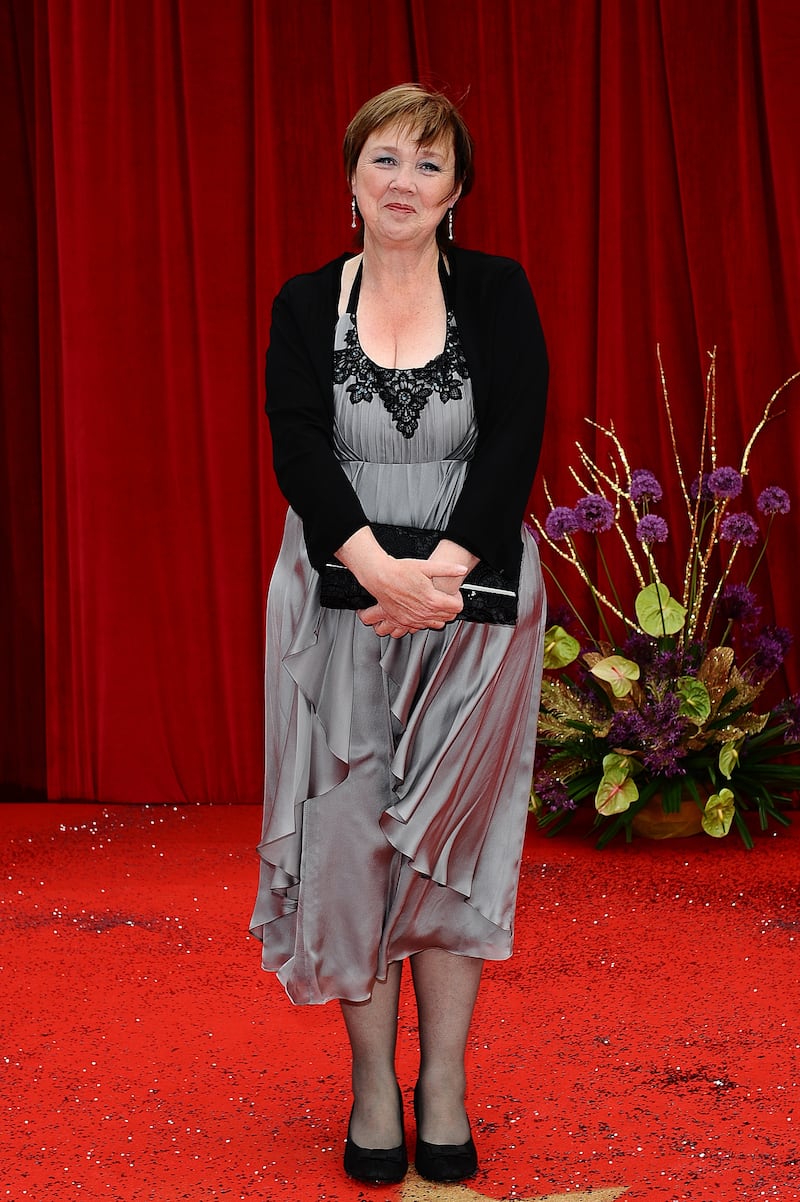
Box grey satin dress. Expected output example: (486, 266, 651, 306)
(250, 277, 546, 1005)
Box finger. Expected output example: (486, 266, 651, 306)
(361, 588, 461, 627)
(431, 574, 461, 595)
(418, 561, 468, 579)
(358, 603, 386, 626)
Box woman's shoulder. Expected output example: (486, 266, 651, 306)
(277, 252, 355, 304)
(448, 245, 527, 280)
(270, 254, 357, 346)
(448, 246, 532, 304)
(447, 246, 534, 315)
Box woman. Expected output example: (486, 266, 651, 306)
(250, 84, 548, 1185)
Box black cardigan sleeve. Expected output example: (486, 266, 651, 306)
(443, 252, 549, 579)
(265, 250, 548, 581)
(265, 261, 369, 570)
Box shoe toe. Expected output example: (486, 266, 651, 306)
(415, 1135, 478, 1183)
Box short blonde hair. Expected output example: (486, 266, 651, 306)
(343, 83, 475, 207)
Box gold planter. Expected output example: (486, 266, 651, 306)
(631, 796, 704, 840)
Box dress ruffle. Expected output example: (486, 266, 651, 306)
(379, 539, 544, 927)
(250, 517, 545, 1000)
(250, 307, 545, 1004)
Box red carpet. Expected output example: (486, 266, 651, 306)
(2, 802, 798, 1201)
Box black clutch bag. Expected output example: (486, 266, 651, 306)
(319, 523, 519, 626)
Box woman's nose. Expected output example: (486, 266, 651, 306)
(389, 161, 416, 190)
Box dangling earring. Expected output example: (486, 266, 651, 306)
(447, 207, 454, 241)
(351, 196, 358, 229)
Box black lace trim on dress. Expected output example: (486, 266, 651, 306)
(333, 312, 470, 439)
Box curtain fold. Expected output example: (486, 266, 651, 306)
(0, 0, 45, 793)
(2, 0, 799, 802)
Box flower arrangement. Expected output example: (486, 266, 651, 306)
(531, 350, 800, 848)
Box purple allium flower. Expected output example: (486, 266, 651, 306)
(630, 469, 663, 504)
(690, 474, 712, 502)
(757, 486, 791, 516)
(721, 583, 762, 626)
(617, 636, 703, 686)
(653, 647, 697, 680)
(544, 506, 579, 541)
(636, 514, 669, 545)
(620, 632, 659, 675)
(546, 603, 576, 630)
(643, 746, 689, 777)
(574, 494, 615, 533)
(775, 694, 800, 743)
(534, 773, 576, 812)
(680, 639, 707, 674)
(707, 466, 743, 499)
(608, 709, 647, 745)
(609, 692, 689, 778)
(719, 512, 760, 546)
(749, 625, 793, 680)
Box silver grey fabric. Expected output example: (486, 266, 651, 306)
(250, 311, 546, 1005)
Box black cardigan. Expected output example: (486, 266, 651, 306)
(265, 245, 549, 579)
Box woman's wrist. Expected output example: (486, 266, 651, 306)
(334, 526, 390, 595)
(429, 539, 478, 574)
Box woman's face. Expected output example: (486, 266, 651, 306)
(351, 122, 460, 249)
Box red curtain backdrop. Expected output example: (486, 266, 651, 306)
(2, 0, 800, 803)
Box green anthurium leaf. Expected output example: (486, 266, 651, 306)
(718, 739, 741, 780)
(635, 582, 687, 637)
(595, 753, 639, 815)
(542, 624, 581, 670)
(676, 676, 711, 724)
(590, 655, 640, 698)
(701, 788, 735, 837)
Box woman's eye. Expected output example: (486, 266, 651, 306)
(418, 161, 442, 173)
(374, 156, 397, 167)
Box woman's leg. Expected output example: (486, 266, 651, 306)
(340, 961, 404, 1146)
(410, 949, 483, 1143)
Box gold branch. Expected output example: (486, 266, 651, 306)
(740, 369, 800, 474)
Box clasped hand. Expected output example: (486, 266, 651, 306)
(358, 556, 466, 639)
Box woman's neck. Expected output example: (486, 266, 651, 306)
(360, 236, 442, 296)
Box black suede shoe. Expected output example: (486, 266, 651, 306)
(343, 1089, 408, 1184)
(413, 1083, 478, 1183)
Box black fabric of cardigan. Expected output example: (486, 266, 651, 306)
(264, 245, 548, 580)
